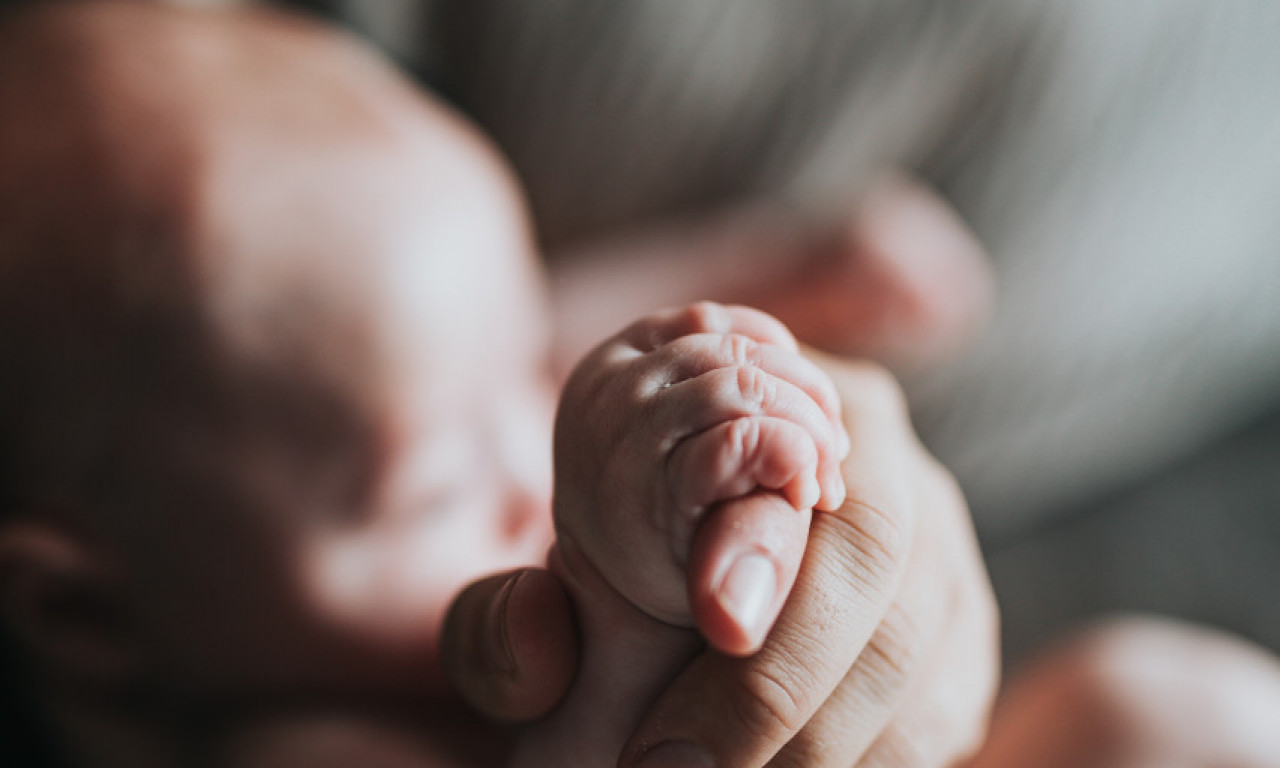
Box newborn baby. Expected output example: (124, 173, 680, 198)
(0, 3, 843, 766)
(0, 4, 551, 766)
(10, 7, 1280, 768)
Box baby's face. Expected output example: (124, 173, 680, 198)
(104, 78, 556, 697)
(284, 179, 557, 697)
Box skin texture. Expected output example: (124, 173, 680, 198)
(0, 3, 1002, 767)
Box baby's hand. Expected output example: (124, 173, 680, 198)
(554, 302, 849, 653)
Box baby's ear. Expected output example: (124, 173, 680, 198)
(0, 521, 137, 685)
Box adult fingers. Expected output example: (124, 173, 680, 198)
(619, 361, 919, 768)
(854, 597, 997, 768)
(764, 484, 952, 767)
(769, 463, 998, 767)
(440, 569, 578, 722)
(750, 173, 993, 372)
(619, 301, 798, 353)
(853, 466, 999, 767)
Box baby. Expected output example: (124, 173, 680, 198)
(0, 3, 844, 766)
(10, 7, 1280, 768)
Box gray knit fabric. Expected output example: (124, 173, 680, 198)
(346, 1, 1280, 536)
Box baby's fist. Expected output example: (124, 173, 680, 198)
(553, 302, 848, 648)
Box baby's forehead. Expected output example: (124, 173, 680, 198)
(0, 0, 514, 243)
(0, 2, 541, 482)
(2, 0, 527, 338)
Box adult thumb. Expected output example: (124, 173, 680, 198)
(441, 569, 578, 722)
(762, 173, 994, 372)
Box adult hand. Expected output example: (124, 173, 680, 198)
(617, 353, 1000, 767)
(443, 354, 1000, 767)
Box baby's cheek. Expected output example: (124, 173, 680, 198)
(302, 503, 538, 652)
(496, 394, 554, 488)
(494, 390, 556, 536)
(303, 532, 453, 645)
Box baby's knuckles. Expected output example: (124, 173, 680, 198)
(719, 331, 762, 370)
(735, 364, 778, 412)
(554, 303, 841, 630)
(724, 417, 765, 475)
(680, 301, 735, 337)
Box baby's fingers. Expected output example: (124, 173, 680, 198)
(642, 332, 845, 431)
(619, 301, 798, 353)
(666, 416, 818, 553)
(686, 491, 810, 656)
(656, 366, 847, 510)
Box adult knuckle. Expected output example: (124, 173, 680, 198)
(861, 603, 927, 696)
(727, 663, 812, 746)
(862, 724, 929, 768)
(764, 731, 823, 768)
(859, 627, 997, 768)
(770, 730, 851, 768)
(821, 499, 910, 589)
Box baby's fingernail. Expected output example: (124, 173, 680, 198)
(636, 741, 715, 768)
(717, 554, 776, 642)
(838, 425, 851, 459)
(794, 471, 821, 510)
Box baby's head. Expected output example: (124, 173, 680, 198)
(0, 1, 552, 704)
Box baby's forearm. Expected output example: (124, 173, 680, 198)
(509, 542, 701, 768)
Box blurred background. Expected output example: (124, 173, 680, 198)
(287, 0, 1280, 667)
(3, 0, 1278, 690)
